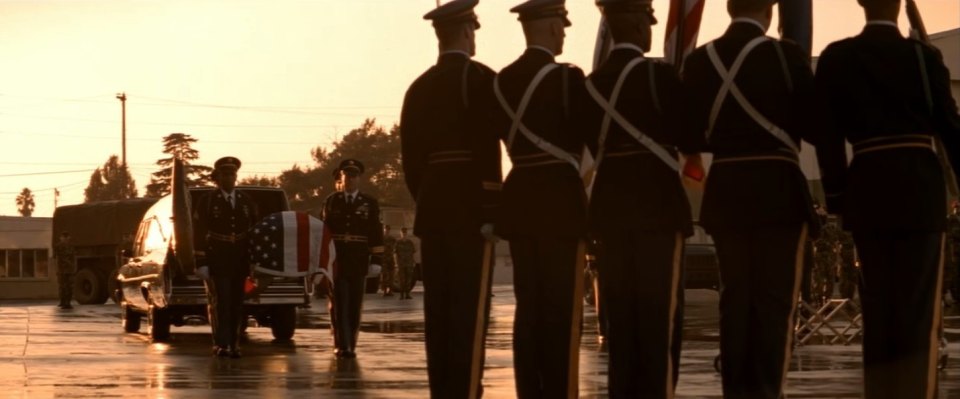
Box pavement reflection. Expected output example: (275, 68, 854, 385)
(0, 285, 958, 398)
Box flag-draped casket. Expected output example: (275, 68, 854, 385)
(248, 211, 336, 285)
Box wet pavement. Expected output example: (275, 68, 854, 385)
(1, 285, 959, 398)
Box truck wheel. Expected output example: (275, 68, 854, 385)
(122, 303, 141, 333)
(149, 305, 171, 342)
(270, 306, 296, 342)
(74, 268, 108, 305)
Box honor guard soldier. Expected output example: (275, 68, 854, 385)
(682, 0, 823, 397)
(380, 225, 397, 296)
(583, 0, 697, 396)
(815, 0, 960, 396)
(55, 232, 76, 309)
(400, 0, 502, 396)
(491, 1, 588, 397)
(320, 159, 385, 359)
(194, 156, 259, 358)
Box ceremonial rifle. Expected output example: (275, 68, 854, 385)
(905, 0, 960, 201)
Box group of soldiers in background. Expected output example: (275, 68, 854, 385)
(378, 225, 417, 300)
(399, 0, 960, 397)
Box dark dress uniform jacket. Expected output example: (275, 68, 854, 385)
(683, 22, 819, 235)
(194, 189, 259, 268)
(321, 191, 385, 272)
(401, 52, 502, 234)
(583, 47, 696, 236)
(493, 48, 588, 240)
(816, 24, 960, 232)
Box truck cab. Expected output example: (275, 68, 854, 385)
(117, 186, 309, 342)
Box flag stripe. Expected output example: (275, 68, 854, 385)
(282, 212, 299, 274)
(296, 211, 310, 273)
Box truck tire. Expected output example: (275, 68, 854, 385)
(121, 303, 141, 333)
(73, 268, 108, 305)
(149, 305, 171, 342)
(270, 306, 296, 342)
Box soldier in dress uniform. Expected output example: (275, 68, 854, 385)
(380, 225, 397, 296)
(319, 159, 385, 359)
(194, 156, 259, 358)
(582, 1, 697, 396)
(55, 232, 76, 309)
(399, 0, 502, 395)
(394, 227, 417, 300)
(490, 1, 587, 396)
(682, 0, 822, 396)
(815, 0, 960, 396)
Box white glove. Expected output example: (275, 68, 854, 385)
(480, 223, 499, 243)
(367, 264, 382, 278)
(195, 266, 210, 280)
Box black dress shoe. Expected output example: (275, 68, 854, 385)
(335, 349, 356, 358)
(213, 346, 230, 357)
(58, 304, 73, 309)
(229, 348, 242, 359)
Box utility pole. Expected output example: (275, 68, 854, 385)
(116, 92, 127, 166)
(54, 188, 59, 208)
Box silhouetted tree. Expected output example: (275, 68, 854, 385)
(238, 175, 281, 187)
(145, 133, 214, 197)
(84, 155, 138, 202)
(280, 119, 412, 212)
(15, 188, 35, 217)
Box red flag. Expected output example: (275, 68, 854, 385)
(664, 0, 706, 68)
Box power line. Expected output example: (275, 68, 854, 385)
(0, 113, 380, 128)
(0, 169, 92, 178)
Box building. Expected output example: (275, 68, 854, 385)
(0, 216, 56, 299)
(930, 28, 960, 102)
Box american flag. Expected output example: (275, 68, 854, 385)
(664, 0, 706, 69)
(248, 211, 336, 284)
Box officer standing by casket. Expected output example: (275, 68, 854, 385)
(682, 0, 822, 396)
(320, 159, 385, 359)
(194, 156, 259, 358)
(815, 0, 960, 396)
(400, 0, 502, 395)
(582, 0, 696, 396)
(490, 0, 588, 396)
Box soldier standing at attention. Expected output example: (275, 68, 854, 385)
(815, 0, 960, 396)
(394, 227, 417, 301)
(380, 225, 397, 297)
(194, 156, 259, 358)
(491, 0, 588, 396)
(682, 0, 822, 396)
(400, 0, 502, 396)
(582, 0, 696, 396)
(320, 159, 385, 359)
(55, 232, 76, 310)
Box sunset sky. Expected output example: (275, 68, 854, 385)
(1, 0, 957, 217)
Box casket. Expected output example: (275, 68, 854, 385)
(246, 211, 336, 296)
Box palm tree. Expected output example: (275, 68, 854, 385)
(15, 187, 35, 217)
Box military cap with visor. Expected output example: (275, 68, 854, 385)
(596, 0, 654, 14)
(424, 0, 481, 29)
(510, 0, 572, 27)
(212, 156, 241, 178)
(333, 159, 365, 178)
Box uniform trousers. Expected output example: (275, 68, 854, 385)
(205, 240, 248, 349)
(329, 241, 369, 353)
(57, 272, 74, 306)
(853, 230, 943, 399)
(712, 224, 807, 399)
(597, 231, 685, 399)
(420, 234, 493, 399)
(509, 236, 584, 399)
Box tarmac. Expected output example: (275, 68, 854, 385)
(1, 285, 959, 398)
